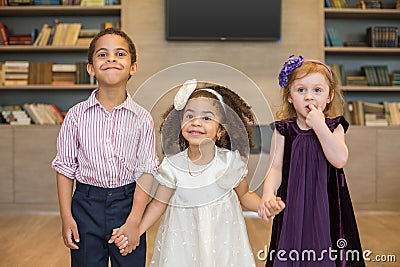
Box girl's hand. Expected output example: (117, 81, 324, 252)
(109, 228, 129, 253)
(258, 196, 285, 222)
(108, 222, 140, 256)
(306, 104, 325, 129)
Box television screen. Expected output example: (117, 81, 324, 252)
(166, 0, 282, 41)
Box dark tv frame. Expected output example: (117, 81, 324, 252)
(165, 0, 282, 41)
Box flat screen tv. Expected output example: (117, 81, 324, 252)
(166, 0, 282, 41)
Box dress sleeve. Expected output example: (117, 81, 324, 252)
(216, 150, 248, 190)
(326, 116, 349, 133)
(155, 158, 177, 189)
(271, 120, 289, 136)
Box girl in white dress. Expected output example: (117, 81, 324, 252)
(112, 79, 285, 266)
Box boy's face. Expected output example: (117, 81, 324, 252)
(87, 34, 137, 86)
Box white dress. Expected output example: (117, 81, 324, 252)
(150, 146, 256, 267)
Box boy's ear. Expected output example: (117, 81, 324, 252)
(87, 63, 95, 77)
(130, 62, 138, 76)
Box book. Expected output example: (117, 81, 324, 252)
(28, 62, 53, 85)
(387, 102, 400, 126)
(80, 0, 105, 6)
(325, 25, 343, 47)
(363, 65, 378, 86)
(346, 76, 368, 86)
(325, 0, 332, 8)
(330, 64, 345, 85)
(46, 19, 59, 45)
(8, 34, 32, 45)
(64, 23, 82, 46)
(0, 106, 31, 125)
(0, 22, 10, 45)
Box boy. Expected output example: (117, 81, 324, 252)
(52, 28, 159, 267)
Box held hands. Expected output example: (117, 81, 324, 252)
(258, 196, 285, 222)
(108, 222, 140, 256)
(306, 104, 325, 130)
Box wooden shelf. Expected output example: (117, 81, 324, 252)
(0, 5, 121, 16)
(0, 85, 96, 90)
(325, 47, 400, 54)
(324, 7, 400, 19)
(0, 46, 89, 52)
(341, 86, 400, 92)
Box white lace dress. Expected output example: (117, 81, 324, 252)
(149, 146, 256, 267)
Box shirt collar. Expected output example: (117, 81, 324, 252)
(83, 89, 139, 114)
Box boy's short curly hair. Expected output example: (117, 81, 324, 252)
(160, 82, 255, 157)
(87, 28, 137, 65)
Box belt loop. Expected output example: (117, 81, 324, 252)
(86, 184, 91, 196)
(124, 182, 136, 196)
(124, 184, 130, 196)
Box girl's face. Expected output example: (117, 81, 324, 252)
(87, 34, 137, 85)
(181, 97, 224, 147)
(288, 72, 332, 120)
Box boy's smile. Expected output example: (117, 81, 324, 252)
(87, 34, 137, 86)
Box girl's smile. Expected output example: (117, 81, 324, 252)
(181, 97, 224, 147)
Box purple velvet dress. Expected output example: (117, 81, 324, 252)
(266, 116, 365, 267)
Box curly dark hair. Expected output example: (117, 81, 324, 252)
(160, 82, 255, 157)
(87, 28, 137, 65)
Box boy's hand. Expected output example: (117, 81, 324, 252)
(61, 216, 80, 249)
(109, 228, 129, 253)
(108, 222, 140, 256)
(258, 196, 285, 222)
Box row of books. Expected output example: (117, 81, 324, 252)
(0, 0, 120, 6)
(0, 105, 31, 125)
(345, 101, 400, 126)
(0, 104, 65, 125)
(329, 64, 399, 87)
(325, 26, 400, 48)
(362, 65, 391, 86)
(0, 20, 120, 46)
(325, 0, 389, 9)
(325, 0, 347, 8)
(34, 22, 83, 47)
(366, 26, 399, 48)
(0, 61, 95, 86)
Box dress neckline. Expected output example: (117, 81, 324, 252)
(292, 120, 315, 135)
(183, 146, 219, 176)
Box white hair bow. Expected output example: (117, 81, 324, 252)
(174, 79, 197, 110)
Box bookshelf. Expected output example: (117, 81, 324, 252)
(0, 4, 122, 111)
(0, 3, 122, 212)
(324, 1, 400, 211)
(324, 0, 400, 121)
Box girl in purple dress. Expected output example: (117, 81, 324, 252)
(258, 55, 365, 267)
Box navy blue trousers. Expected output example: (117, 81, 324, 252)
(71, 181, 146, 267)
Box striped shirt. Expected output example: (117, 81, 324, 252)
(52, 89, 159, 188)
